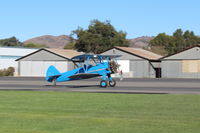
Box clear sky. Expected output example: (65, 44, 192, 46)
(0, 0, 200, 41)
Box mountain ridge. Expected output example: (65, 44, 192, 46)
(128, 36, 154, 48)
(24, 35, 154, 48)
(24, 35, 71, 48)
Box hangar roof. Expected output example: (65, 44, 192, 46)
(160, 44, 200, 60)
(45, 48, 81, 59)
(16, 48, 82, 61)
(114, 47, 162, 60)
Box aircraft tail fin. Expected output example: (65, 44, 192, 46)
(46, 65, 61, 82)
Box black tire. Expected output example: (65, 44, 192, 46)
(109, 79, 116, 87)
(100, 80, 107, 88)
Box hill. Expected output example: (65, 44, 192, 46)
(24, 35, 154, 49)
(129, 36, 154, 48)
(128, 36, 168, 56)
(24, 35, 71, 48)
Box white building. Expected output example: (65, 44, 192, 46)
(0, 47, 38, 74)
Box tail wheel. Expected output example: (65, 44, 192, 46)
(100, 80, 107, 88)
(53, 78, 57, 86)
(109, 79, 116, 87)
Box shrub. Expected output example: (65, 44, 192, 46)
(0, 67, 15, 76)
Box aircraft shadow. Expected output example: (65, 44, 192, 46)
(45, 85, 100, 88)
(92, 92, 168, 94)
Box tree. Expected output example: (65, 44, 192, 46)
(172, 29, 185, 52)
(0, 37, 23, 47)
(150, 29, 200, 55)
(183, 30, 200, 47)
(149, 33, 172, 47)
(64, 42, 75, 49)
(64, 36, 75, 49)
(149, 33, 172, 55)
(72, 20, 129, 54)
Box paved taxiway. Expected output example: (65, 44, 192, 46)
(0, 77, 200, 94)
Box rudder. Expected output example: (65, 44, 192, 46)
(46, 65, 61, 82)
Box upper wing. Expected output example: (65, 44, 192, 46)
(71, 54, 121, 62)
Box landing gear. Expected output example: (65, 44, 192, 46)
(53, 78, 57, 86)
(100, 74, 116, 88)
(109, 79, 116, 87)
(100, 80, 107, 88)
(100, 79, 116, 88)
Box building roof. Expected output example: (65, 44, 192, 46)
(160, 44, 200, 59)
(0, 47, 38, 56)
(45, 48, 81, 59)
(16, 48, 82, 61)
(114, 46, 162, 60)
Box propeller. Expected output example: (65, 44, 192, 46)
(109, 60, 123, 80)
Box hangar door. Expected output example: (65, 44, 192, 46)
(19, 61, 70, 77)
(117, 60, 130, 72)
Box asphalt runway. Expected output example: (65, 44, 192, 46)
(0, 77, 200, 94)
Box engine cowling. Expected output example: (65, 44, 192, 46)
(109, 60, 120, 74)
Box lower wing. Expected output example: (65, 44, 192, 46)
(68, 73, 100, 80)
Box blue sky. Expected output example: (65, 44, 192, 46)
(0, 0, 200, 41)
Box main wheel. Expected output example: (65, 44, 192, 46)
(109, 79, 116, 87)
(100, 80, 107, 88)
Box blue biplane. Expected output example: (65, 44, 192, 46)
(46, 54, 121, 87)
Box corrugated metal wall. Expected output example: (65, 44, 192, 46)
(161, 46, 200, 78)
(161, 60, 181, 78)
(161, 60, 200, 78)
(130, 60, 155, 78)
(19, 61, 73, 77)
(17, 50, 75, 77)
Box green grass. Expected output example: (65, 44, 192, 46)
(0, 91, 199, 133)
